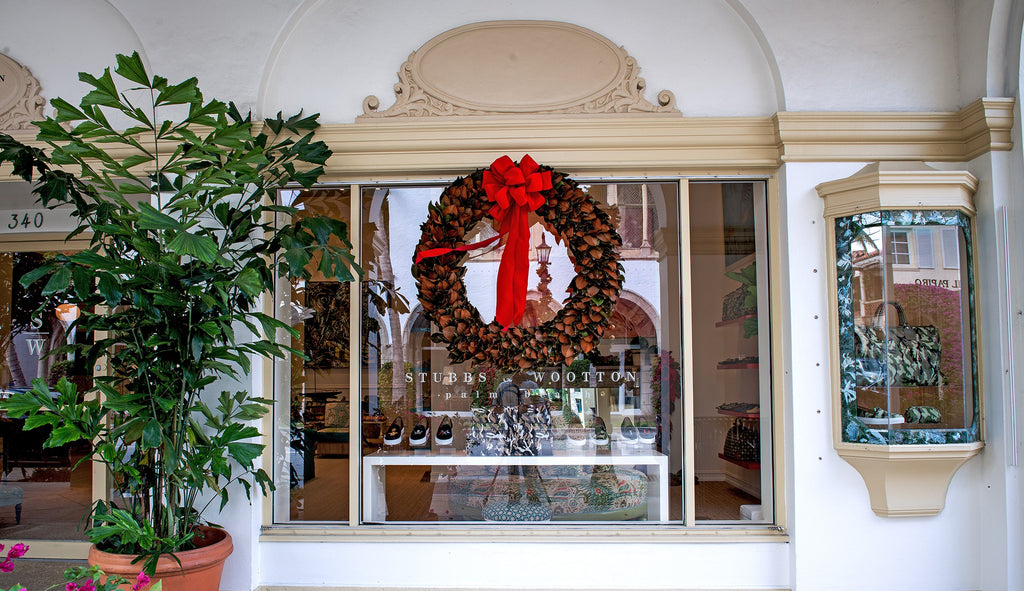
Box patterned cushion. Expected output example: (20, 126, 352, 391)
(323, 402, 349, 427)
(443, 465, 647, 521)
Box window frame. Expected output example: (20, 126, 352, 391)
(262, 175, 787, 542)
(0, 232, 105, 560)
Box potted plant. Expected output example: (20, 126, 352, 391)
(0, 52, 357, 589)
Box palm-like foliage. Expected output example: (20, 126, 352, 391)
(0, 52, 357, 570)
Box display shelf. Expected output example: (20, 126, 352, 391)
(715, 314, 755, 328)
(717, 362, 759, 370)
(363, 448, 670, 522)
(717, 409, 760, 419)
(718, 452, 760, 470)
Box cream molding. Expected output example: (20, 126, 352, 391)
(836, 443, 984, 517)
(1, 99, 1014, 182)
(815, 162, 979, 219)
(360, 20, 678, 118)
(775, 98, 1014, 162)
(0, 53, 45, 131)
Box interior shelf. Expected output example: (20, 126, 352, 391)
(714, 314, 755, 328)
(717, 409, 760, 419)
(718, 453, 760, 470)
(717, 362, 759, 370)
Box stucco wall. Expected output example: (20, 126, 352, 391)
(0, 1, 1020, 590)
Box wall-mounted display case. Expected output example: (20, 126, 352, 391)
(817, 163, 984, 517)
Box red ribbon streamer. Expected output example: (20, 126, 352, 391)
(416, 155, 552, 329)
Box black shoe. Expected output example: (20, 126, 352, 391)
(409, 416, 430, 447)
(619, 418, 638, 443)
(590, 416, 609, 445)
(383, 417, 404, 446)
(435, 415, 454, 446)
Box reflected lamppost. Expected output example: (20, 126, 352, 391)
(55, 303, 79, 361)
(536, 233, 552, 305)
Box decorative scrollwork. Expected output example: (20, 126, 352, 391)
(360, 21, 679, 118)
(0, 54, 45, 130)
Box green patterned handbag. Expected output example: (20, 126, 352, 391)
(853, 302, 942, 387)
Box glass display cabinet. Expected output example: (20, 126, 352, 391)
(817, 163, 983, 517)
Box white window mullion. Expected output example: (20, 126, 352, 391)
(349, 184, 362, 527)
(679, 179, 697, 526)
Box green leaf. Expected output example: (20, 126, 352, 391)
(155, 77, 200, 106)
(120, 154, 153, 170)
(48, 424, 86, 447)
(167, 231, 219, 264)
(41, 266, 72, 296)
(24, 413, 59, 430)
(79, 68, 120, 107)
(117, 181, 153, 194)
(97, 274, 123, 304)
(115, 52, 150, 87)
(235, 267, 263, 298)
(226, 442, 263, 466)
(50, 97, 89, 123)
(137, 202, 183, 231)
(141, 419, 163, 449)
(70, 249, 118, 270)
(34, 118, 73, 142)
(18, 264, 52, 288)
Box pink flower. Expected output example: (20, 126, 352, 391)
(66, 583, 79, 591)
(132, 572, 152, 591)
(80, 580, 95, 591)
(6, 543, 28, 558)
(0, 559, 13, 573)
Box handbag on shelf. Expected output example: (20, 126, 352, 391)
(904, 406, 942, 424)
(853, 301, 942, 387)
(723, 418, 759, 462)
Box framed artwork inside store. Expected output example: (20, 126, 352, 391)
(273, 172, 775, 529)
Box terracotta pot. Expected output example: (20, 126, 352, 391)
(88, 526, 233, 591)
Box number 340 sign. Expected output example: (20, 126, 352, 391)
(0, 208, 77, 234)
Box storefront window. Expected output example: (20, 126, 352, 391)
(0, 250, 94, 540)
(835, 210, 978, 445)
(274, 178, 773, 526)
(276, 188, 353, 522)
(689, 182, 772, 522)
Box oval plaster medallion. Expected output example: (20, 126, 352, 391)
(0, 53, 45, 130)
(361, 20, 677, 117)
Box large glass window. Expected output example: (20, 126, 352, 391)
(689, 182, 772, 522)
(275, 188, 353, 522)
(274, 178, 773, 527)
(0, 249, 94, 541)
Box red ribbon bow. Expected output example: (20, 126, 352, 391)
(483, 155, 552, 328)
(415, 155, 552, 329)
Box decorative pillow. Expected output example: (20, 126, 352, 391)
(323, 402, 349, 428)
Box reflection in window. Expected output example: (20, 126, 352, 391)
(0, 251, 94, 540)
(276, 188, 353, 523)
(358, 182, 681, 524)
(273, 179, 774, 527)
(689, 182, 772, 522)
(837, 211, 978, 445)
(888, 229, 911, 265)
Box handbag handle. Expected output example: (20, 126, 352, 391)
(871, 301, 909, 328)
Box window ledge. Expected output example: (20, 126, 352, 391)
(259, 524, 789, 544)
(836, 441, 983, 517)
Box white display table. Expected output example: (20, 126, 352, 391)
(363, 445, 669, 522)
